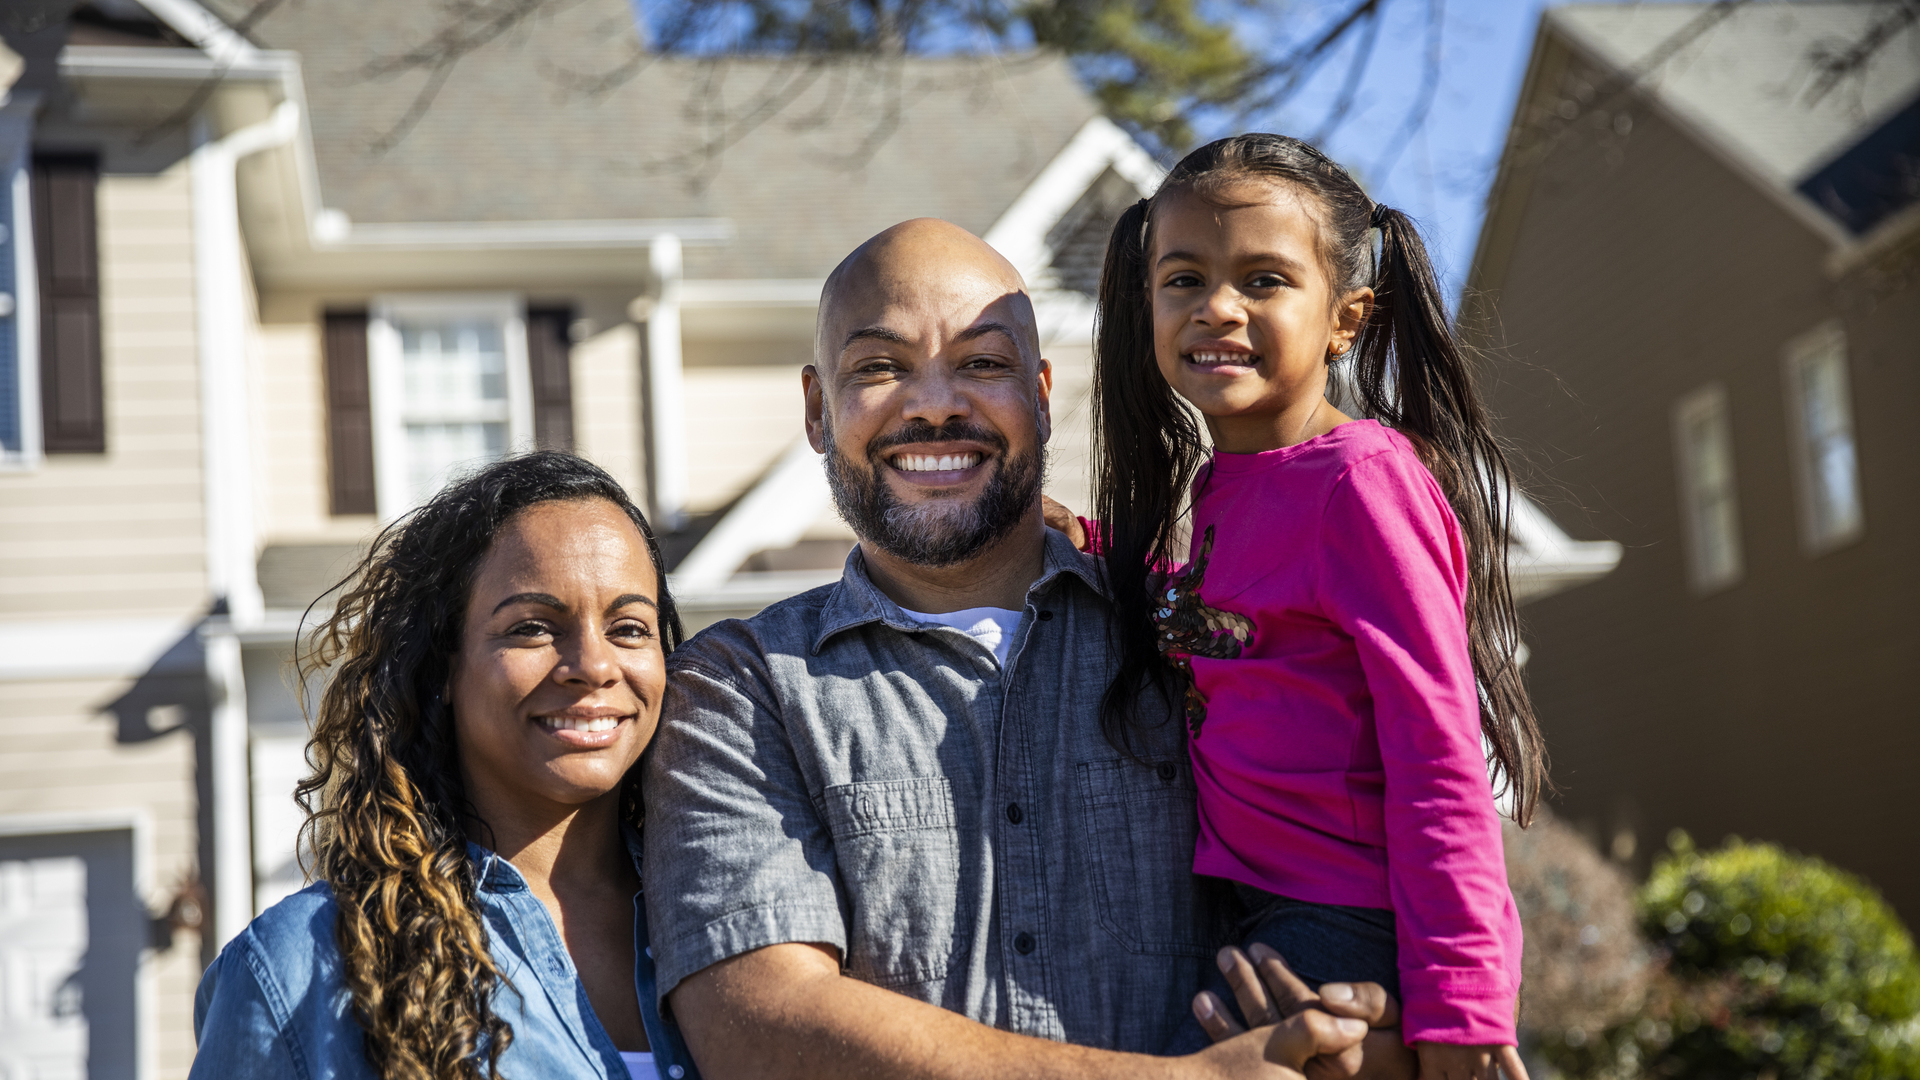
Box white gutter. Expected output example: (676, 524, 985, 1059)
(671, 437, 832, 590)
(191, 99, 299, 948)
(982, 115, 1165, 283)
(314, 216, 733, 250)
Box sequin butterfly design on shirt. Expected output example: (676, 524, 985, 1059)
(1152, 526, 1255, 735)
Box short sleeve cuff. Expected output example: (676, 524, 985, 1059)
(653, 902, 849, 1004)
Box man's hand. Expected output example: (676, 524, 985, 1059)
(673, 940, 1364, 1080)
(1413, 1042, 1532, 1080)
(1041, 495, 1089, 550)
(1192, 944, 1418, 1080)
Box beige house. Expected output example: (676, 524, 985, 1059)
(0, 1, 1621, 1074)
(1467, 2, 1920, 918)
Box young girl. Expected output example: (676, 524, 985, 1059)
(1091, 134, 1540, 1080)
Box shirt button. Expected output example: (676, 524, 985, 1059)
(1006, 802, 1023, 824)
(1157, 761, 1178, 783)
(644, 946, 653, 958)
(1037, 610, 1054, 621)
(1014, 931, 1037, 955)
(669, 1066, 686, 1078)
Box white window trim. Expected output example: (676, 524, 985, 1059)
(1, 163, 42, 471)
(1780, 320, 1864, 555)
(1671, 382, 1744, 594)
(367, 293, 532, 519)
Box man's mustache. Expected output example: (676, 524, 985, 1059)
(865, 421, 1008, 459)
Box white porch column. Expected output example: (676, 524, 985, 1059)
(645, 235, 687, 531)
(189, 101, 297, 945)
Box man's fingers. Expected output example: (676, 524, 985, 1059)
(1303, 1041, 1366, 1080)
(1220, 947, 1282, 1029)
(1246, 942, 1320, 1019)
(1316, 981, 1400, 1028)
(1496, 1045, 1532, 1080)
(1263, 1008, 1370, 1070)
(1193, 990, 1245, 1043)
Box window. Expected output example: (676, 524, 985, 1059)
(368, 295, 533, 517)
(1782, 322, 1863, 553)
(1672, 383, 1743, 592)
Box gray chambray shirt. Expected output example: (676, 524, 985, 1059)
(643, 528, 1234, 1054)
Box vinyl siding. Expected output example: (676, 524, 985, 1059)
(1471, 45, 1920, 920)
(0, 164, 207, 619)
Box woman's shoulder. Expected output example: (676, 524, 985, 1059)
(208, 883, 347, 1001)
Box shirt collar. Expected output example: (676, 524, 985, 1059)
(811, 527, 1107, 655)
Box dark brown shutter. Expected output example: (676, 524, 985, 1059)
(526, 307, 574, 451)
(33, 155, 104, 453)
(322, 310, 376, 515)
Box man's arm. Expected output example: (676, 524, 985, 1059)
(670, 941, 1368, 1080)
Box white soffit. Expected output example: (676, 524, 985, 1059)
(984, 115, 1166, 282)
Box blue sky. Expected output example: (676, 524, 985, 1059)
(1221, 0, 1567, 295)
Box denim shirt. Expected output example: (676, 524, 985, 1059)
(191, 830, 700, 1080)
(645, 530, 1233, 1054)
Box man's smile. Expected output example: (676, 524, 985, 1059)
(882, 442, 993, 485)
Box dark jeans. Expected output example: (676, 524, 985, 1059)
(1164, 883, 1400, 1055)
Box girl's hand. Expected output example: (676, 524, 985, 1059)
(1411, 1042, 1531, 1080)
(1194, 943, 1418, 1080)
(1040, 495, 1089, 550)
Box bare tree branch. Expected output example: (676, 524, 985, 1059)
(1372, 0, 1444, 182)
(1310, 3, 1384, 145)
(1804, 0, 1920, 104)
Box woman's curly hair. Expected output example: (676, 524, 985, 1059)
(293, 452, 682, 1080)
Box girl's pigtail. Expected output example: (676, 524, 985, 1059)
(1357, 205, 1548, 824)
(1091, 198, 1209, 757)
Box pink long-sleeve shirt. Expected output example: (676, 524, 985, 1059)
(1175, 420, 1521, 1046)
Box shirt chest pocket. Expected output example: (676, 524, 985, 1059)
(1075, 759, 1221, 958)
(822, 776, 961, 990)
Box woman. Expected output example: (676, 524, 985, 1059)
(190, 453, 699, 1080)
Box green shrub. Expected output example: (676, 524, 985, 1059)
(1543, 834, 1920, 1079)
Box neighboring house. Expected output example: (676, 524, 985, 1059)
(1467, 2, 1919, 919)
(0, 1, 1617, 1074)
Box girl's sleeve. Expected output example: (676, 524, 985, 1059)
(1314, 450, 1521, 1047)
(190, 935, 311, 1079)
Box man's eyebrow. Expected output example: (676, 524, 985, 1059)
(492, 592, 564, 615)
(841, 326, 912, 352)
(952, 321, 1021, 345)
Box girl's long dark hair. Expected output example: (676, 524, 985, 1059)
(294, 452, 682, 1079)
(1092, 133, 1547, 824)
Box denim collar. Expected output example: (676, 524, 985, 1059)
(811, 527, 1107, 655)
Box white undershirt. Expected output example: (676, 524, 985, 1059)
(900, 605, 1026, 667)
(619, 1050, 657, 1080)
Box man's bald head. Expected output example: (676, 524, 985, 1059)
(815, 218, 1039, 367)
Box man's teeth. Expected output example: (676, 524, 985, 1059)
(537, 716, 621, 733)
(1187, 351, 1258, 366)
(894, 453, 982, 472)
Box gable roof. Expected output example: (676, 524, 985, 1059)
(227, 0, 1101, 280)
(1546, 2, 1920, 243)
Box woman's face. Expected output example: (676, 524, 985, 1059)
(448, 498, 666, 820)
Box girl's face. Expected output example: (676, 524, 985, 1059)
(1149, 180, 1369, 453)
(449, 498, 667, 823)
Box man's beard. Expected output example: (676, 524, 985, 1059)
(823, 415, 1043, 569)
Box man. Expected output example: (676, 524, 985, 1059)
(644, 220, 1406, 1079)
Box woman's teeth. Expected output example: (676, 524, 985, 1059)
(537, 715, 621, 733)
(894, 453, 981, 472)
(1187, 351, 1259, 366)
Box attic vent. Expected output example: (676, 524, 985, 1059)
(1046, 167, 1145, 296)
